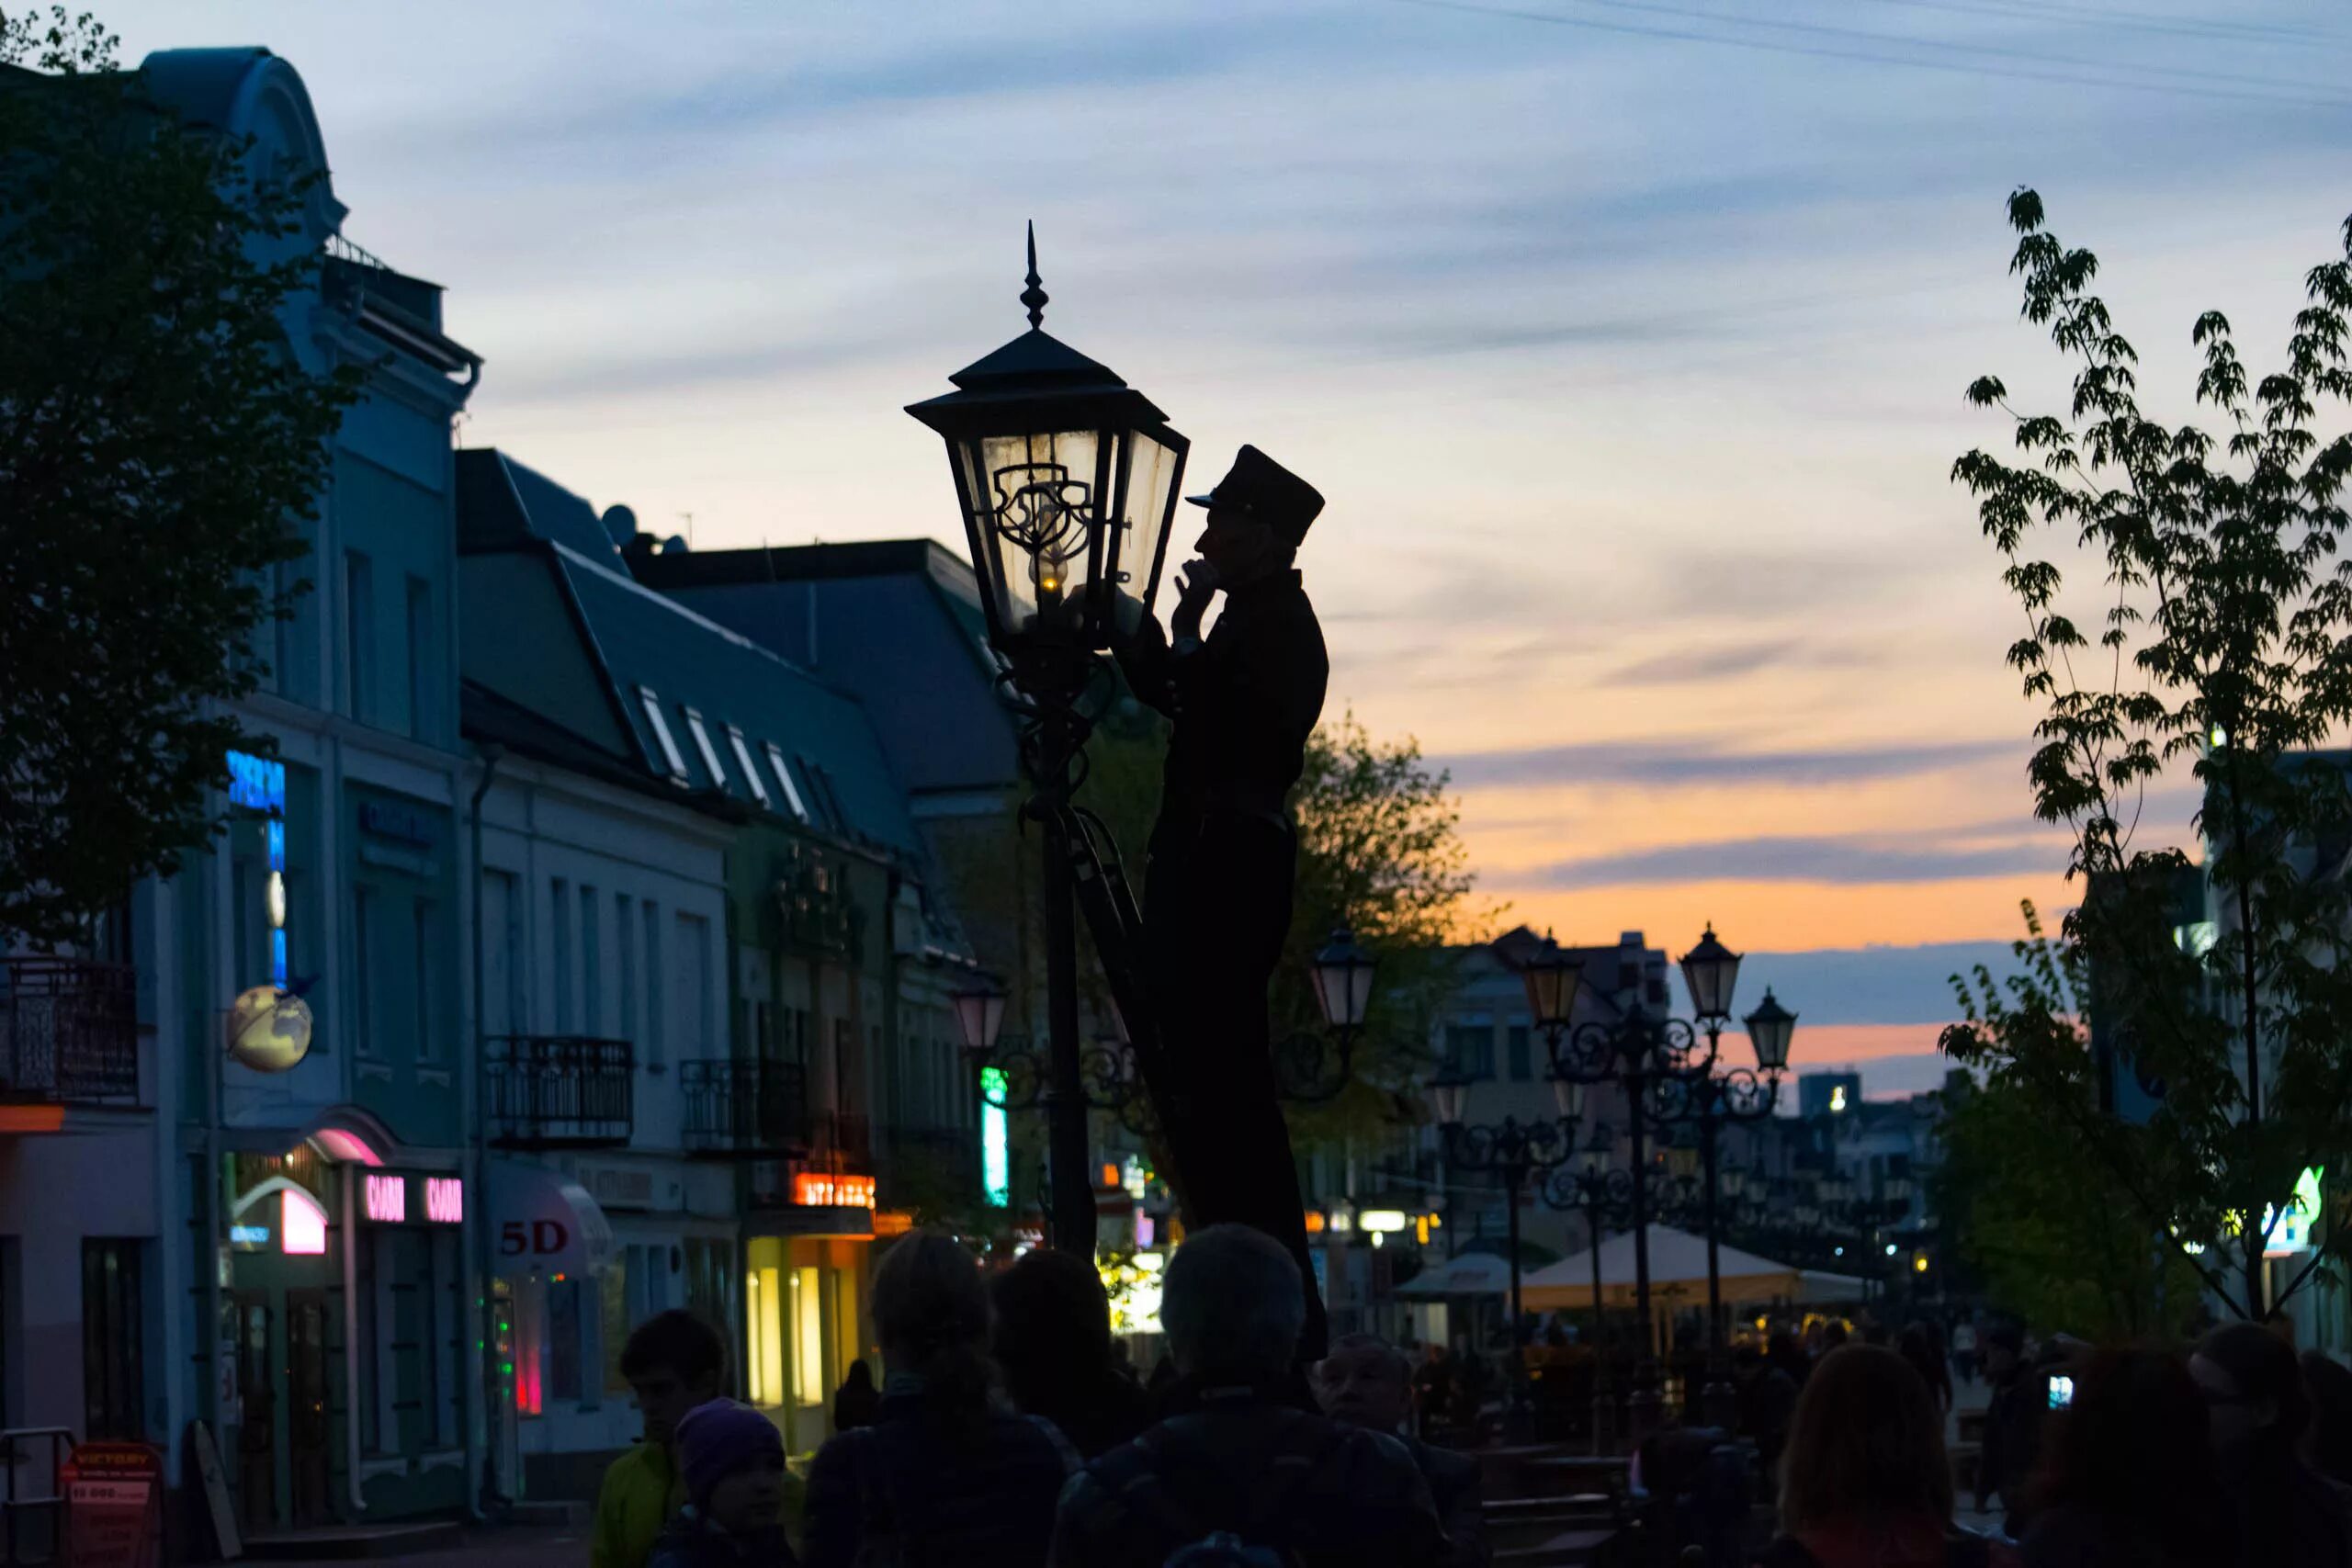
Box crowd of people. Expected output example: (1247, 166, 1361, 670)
(588, 1225, 2352, 1568)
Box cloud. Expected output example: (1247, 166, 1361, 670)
(1442, 736, 2018, 789)
(1533, 828, 2061, 886)
(1601, 637, 1856, 685)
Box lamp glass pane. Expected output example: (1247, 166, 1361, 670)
(960, 429, 1106, 638)
(1111, 428, 1183, 620)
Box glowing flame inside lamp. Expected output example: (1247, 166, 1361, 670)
(992, 464, 1089, 619)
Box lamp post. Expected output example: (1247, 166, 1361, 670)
(1526, 925, 1789, 1436)
(1537, 1121, 1634, 1453)
(1282, 928, 1377, 1102)
(1430, 1066, 1579, 1426)
(911, 229, 1190, 1256)
(1645, 987, 1793, 1427)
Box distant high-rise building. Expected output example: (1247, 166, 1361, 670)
(1798, 1071, 1863, 1119)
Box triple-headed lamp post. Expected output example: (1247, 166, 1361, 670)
(1521, 926, 1791, 1437)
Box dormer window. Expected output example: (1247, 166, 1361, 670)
(726, 727, 769, 808)
(639, 686, 688, 782)
(683, 708, 728, 791)
(763, 742, 809, 822)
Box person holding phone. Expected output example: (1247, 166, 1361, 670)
(1114, 444, 1331, 1359)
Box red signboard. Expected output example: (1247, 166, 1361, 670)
(64, 1442, 162, 1568)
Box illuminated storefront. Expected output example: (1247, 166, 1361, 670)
(743, 1184, 877, 1454)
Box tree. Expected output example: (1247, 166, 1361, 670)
(0, 8, 360, 946)
(1938, 912, 2204, 1340)
(1072, 705, 1492, 1149)
(1946, 188, 2352, 1322)
(1277, 710, 1492, 1146)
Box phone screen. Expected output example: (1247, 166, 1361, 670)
(2047, 1373, 2075, 1410)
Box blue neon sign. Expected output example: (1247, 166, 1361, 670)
(227, 750, 286, 814)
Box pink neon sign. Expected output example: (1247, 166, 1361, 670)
(424, 1177, 463, 1224)
(364, 1173, 406, 1224)
(281, 1188, 328, 1255)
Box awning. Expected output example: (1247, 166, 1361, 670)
(1393, 1252, 1514, 1298)
(489, 1157, 617, 1276)
(1521, 1224, 1841, 1310)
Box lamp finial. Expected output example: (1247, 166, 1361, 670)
(1021, 220, 1048, 331)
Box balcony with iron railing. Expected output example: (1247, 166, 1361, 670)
(483, 1035, 633, 1148)
(1, 957, 141, 1108)
(747, 1108, 873, 1209)
(682, 1058, 808, 1159)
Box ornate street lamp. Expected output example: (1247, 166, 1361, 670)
(1538, 1119, 1635, 1454)
(909, 229, 1189, 1253)
(1429, 1066, 1573, 1424)
(1678, 924, 1743, 1023)
(1539, 925, 1783, 1438)
(907, 226, 1189, 660)
(951, 974, 1008, 1060)
(1281, 928, 1380, 1103)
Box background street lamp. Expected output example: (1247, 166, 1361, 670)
(1528, 924, 1787, 1437)
(910, 230, 1189, 1254)
(1429, 1066, 1580, 1384)
(1279, 927, 1377, 1102)
(1537, 1120, 1634, 1453)
(955, 972, 1154, 1145)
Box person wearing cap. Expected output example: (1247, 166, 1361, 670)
(648, 1400, 799, 1568)
(1113, 443, 1332, 1359)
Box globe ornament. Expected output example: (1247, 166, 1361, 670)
(227, 984, 313, 1073)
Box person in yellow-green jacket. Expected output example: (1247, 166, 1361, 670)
(592, 1310, 727, 1568)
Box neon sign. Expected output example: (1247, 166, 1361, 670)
(227, 750, 286, 814)
(281, 1188, 328, 1255)
(364, 1173, 407, 1224)
(980, 1066, 1010, 1207)
(229, 749, 290, 988)
(791, 1172, 876, 1209)
(424, 1177, 463, 1224)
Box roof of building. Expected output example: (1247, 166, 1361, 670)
(629, 539, 1021, 796)
(457, 451, 922, 858)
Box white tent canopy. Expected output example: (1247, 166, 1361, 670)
(1520, 1224, 1871, 1312)
(1393, 1250, 1516, 1298)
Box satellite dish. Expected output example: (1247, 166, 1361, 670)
(226, 985, 314, 1073)
(601, 503, 639, 545)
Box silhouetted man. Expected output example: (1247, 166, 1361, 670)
(1114, 444, 1330, 1357)
(1053, 1227, 1444, 1568)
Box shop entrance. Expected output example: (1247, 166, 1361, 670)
(287, 1290, 334, 1527)
(232, 1292, 275, 1540)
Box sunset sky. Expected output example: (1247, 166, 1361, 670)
(106, 0, 2351, 1091)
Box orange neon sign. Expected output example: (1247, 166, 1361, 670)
(793, 1172, 876, 1209)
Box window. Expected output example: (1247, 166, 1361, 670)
(413, 899, 438, 1062)
(1507, 1025, 1532, 1082)
(675, 912, 712, 1056)
(642, 902, 664, 1068)
(484, 869, 524, 1036)
(684, 709, 728, 791)
(580, 886, 602, 1035)
(345, 551, 375, 722)
(1443, 1021, 1495, 1080)
(82, 1240, 144, 1441)
(616, 894, 637, 1045)
(548, 1277, 582, 1404)
(353, 888, 378, 1057)
(727, 728, 769, 808)
(405, 574, 433, 739)
(638, 687, 689, 782)
(793, 1266, 824, 1407)
(551, 878, 574, 1033)
(797, 755, 847, 829)
(763, 745, 809, 822)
